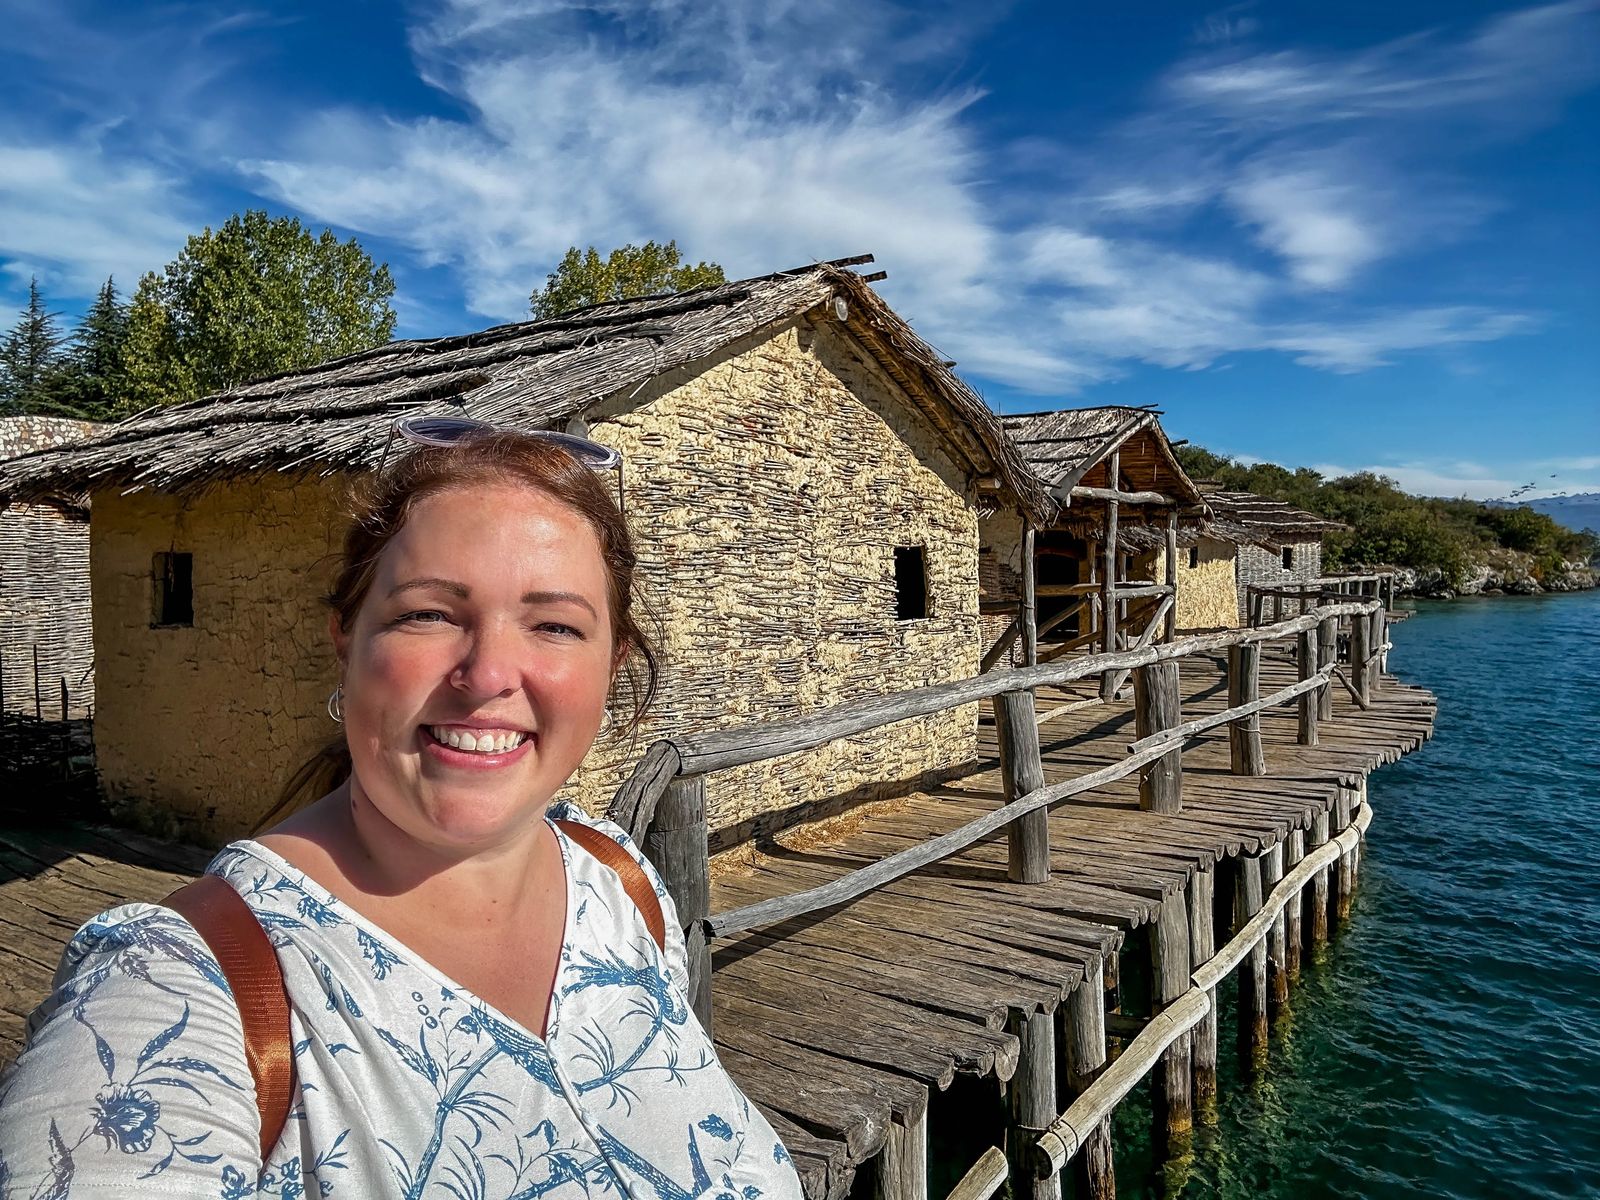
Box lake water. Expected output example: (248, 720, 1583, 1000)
(1113, 588, 1600, 1198)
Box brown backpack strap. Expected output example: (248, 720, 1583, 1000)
(164, 874, 294, 1160)
(553, 819, 667, 952)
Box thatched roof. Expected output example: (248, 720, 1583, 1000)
(1120, 488, 1347, 552)
(0, 258, 1050, 521)
(1000, 406, 1205, 530)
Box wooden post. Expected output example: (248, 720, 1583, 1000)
(33, 644, 41, 719)
(1272, 591, 1283, 624)
(1133, 661, 1182, 814)
(1151, 890, 1193, 1149)
(1334, 787, 1356, 924)
(1099, 450, 1120, 701)
(1008, 1008, 1060, 1200)
(1021, 523, 1038, 668)
(645, 774, 713, 1031)
(872, 1108, 929, 1200)
(1234, 854, 1268, 1074)
(59, 677, 69, 723)
(1188, 868, 1218, 1113)
(1297, 629, 1318, 746)
(1262, 842, 1288, 1010)
(1317, 616, 1337, 721)
(995, 689, 1050, 884)
(1370, 607, 1387, 695)
(1308, 809, 1332, 947)
(1350, 608, 1372, 709)
(1284, 829, 1305, 981)
(1062, 963, 1115, 1200)
(1227, 643, 1265, 775)
(1163, 512, 1179, 642)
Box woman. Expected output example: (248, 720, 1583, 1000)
(0, 428, 801, 1199)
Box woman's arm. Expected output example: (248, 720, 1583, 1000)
(0, 904, 261, 1196)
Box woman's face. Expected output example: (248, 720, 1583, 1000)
(334, 481, 617, 854)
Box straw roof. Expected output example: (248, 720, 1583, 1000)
(1120, 488, 1347, 552)
(0, 258, 1050, 521)
(1000, 405, 1205, 516)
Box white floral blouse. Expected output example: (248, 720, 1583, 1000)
(0, 803, 800, 1200)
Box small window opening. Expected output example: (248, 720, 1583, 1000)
(1282, 546, 1295, 570)
(1123, 554, 1134, 576)
(153, 552, 193, 627)
(894, 546, 929, 621)
(1188, 546, 1200, 570)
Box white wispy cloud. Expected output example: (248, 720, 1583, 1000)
(1306, 459, 1600, 502)
(2, 0, 1595, 398)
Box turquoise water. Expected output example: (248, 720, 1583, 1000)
(1115, 588, 1600, 1198)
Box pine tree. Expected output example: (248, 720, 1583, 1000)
(0, 277, 70, 415)
(54, 276, 130, 420)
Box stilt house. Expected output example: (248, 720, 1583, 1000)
(1199, 490, 1349, 622)
(0, 259, 1048, 845)
(979, 407, 1210, 694)
(0, 417, 102, 718)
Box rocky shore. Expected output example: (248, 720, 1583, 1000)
(1364, 551, 1598, 600)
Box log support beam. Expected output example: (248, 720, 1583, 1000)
(1261, 842, 1289, 1011)
(995, 689, 1050, 884)
(1228, 643, 1266, 775)
(1297, 629, 1318, 746)
(1316, 617, 1338, 722)
(1007, 1010, 1060, 1200)
(1309, 809, 1332, 947)
(1163, 510, 1179, 642)
(1284, 829, 1305, 982)
(1187, 868, 1218, 1113)
(872, 1108, 929, 1200)
(645, 774, 712, 1031)
(1062, 962, 1115, 1200)
(1099, 449, 1121, 701)
(1133, 661, 1183, 814)
(1151, 891, 1194, 1151)
(1234, 854, 1269, 1075)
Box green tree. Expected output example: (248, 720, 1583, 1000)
(50, 276, 130, 420)
(0, 277, 70, 415)
(138, 210, 396, 402)
(118, 273, 197, 415)
(530, 240, 725, 319)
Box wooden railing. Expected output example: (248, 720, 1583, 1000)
(1245, 570, 1397, 627)
(607, 596, 1390, 1025)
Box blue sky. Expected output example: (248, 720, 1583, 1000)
(2, 0, 1596, 500)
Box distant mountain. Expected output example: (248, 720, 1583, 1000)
(1517, 493, 1600, 535)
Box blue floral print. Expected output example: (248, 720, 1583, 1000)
(0, 804, 801, 1200)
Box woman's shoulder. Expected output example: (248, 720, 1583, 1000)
(547, 801, 663, 892)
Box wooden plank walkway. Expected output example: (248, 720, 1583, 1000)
(0, 650, 1435, 1200)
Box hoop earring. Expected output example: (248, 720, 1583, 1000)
(327, 685, 344, 724)
(597, 707, 615, 738)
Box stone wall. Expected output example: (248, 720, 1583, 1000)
(91, 476, 345, 841)
(91, 319, 986, 844)
(573, 317, 982, 840)
(1235, 541, 1323, 621)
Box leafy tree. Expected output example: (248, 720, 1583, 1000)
(137, 210, 396, 402)
(0, 277, 70, 415)
(530, 240, 725, 319)
(118, 273, 197, 415)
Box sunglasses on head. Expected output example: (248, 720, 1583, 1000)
(377, 414, 623, 475)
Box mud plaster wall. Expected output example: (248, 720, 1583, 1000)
(91, 476, 345, 841)
(564, 317, 982, 837)
(1141, 538, 1239, 631)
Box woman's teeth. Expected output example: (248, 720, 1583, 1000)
(429, 727, 527, 754)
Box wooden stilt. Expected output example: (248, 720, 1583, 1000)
(872, 1104, 929, 1200)
(1309, 809, 1332, 946)
(1297, 628, 1318, 746)
(1103, 950, 1121, 1015)
(1099, 450, 1121, 702)
(1228, 643, 1266, 775)
(1234, 854, 1268, 1074)
(1333, 787, 1355, 924)
(646, 774, 712, 1031)
(1007, 1009, 1059, 1200)
(1316, 616, 1337, 722)
(1188, 868, 1218, 1113)
(1063, 964, 1115, 1200)
(995, 689, 1049, 884)
(1284, 829, 1305, 981)
(1262, 842, 1289, 1010)
(1134, 661, 1183, 814)
(1350, 610, 1372, 709)
(1021, 524, 1038, 669)
(1163, 511, 1179, 642)
(1151, 890, 1193, 1150)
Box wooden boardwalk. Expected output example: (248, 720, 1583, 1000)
(0, 649, 1435, 1199)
